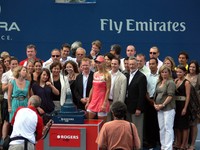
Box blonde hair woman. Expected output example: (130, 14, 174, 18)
(7, 66, 30, 121)
(85, 55, 111, 122)
(26, 58, 35, 81)
(163, 56, 177, 79)
(154, 65, 176, 150)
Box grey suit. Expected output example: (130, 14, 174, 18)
(107, 71, 127, 121)
(112, 71, 127, 102)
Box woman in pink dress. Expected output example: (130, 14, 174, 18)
(85, 55, 111, 122)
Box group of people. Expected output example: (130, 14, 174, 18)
(0, 40, 199, 150)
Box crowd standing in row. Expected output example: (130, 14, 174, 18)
(0, 40, 200, 150)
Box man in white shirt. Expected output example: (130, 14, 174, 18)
(8, 95, 52, 150)
(120, 45, 136, 70)
(43, 49, 61, 69)
(60, 43, 76, 65)
(144, 58, 160, 149)
(107, 58, 127, 121)
(74, 58, 94, 110)
(146, 46, 163, 70)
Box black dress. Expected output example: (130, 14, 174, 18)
(32, 83, 55, 114)
(174, 79, 189, 129)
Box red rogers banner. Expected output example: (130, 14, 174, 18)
(49, 128, 81, 147)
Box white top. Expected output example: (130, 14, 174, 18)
(82, 73, 89, 98)
(146, 71, 159, 97)
(120, 58, 125, 71)
(60, 56, 76, 65)
(50, 73, 71, 106)
(10, 108, 38, 144)
(43, 57, 77, 68)
(1, 69, 14, 99)
(139, 65, 150, 77)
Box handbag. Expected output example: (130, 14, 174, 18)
(130, 122, 137, 150)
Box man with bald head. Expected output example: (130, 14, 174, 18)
(8, 95, 45, 150)
(120, 45, 136, 70)
(146, 46, 163, 70)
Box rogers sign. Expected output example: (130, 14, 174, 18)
(50, 128, 81, 147)
(56, 134, 79, 140)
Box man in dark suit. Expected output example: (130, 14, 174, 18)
(125, 57, 147, 148)
(74, 58, 94, 110)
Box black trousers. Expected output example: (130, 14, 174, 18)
(143, 102, 160, 148)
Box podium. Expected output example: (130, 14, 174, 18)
(36, 120, 103, 150)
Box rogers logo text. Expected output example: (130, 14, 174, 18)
(57, 135, 79, 140)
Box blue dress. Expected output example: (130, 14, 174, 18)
(9, 79, 30, 122)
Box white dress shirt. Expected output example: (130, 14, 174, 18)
(128, 69, 138, 85)
(146, 71, 159, 97)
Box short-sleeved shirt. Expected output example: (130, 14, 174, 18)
(1, 70, 14, 99)
(10, 106, 43, 144)
(96, 120, 140, 150)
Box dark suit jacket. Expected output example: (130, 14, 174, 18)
(74, 71, 94, 110)
(125, 70, 147, 114)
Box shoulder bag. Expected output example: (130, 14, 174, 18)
(130, 122, 137, 150)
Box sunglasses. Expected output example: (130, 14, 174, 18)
(149, 52, 157, 55)
(77, 54, 84, 56)
(51, 55, 60, 57)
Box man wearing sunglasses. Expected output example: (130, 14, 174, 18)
(43, 49, 61, 69)
(146, 46, 163, 70)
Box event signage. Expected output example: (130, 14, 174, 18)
(49, 128, 81, 147)
(0, 0, 199, 62)
(0, 5, 21, 41)
(100, 19, 186, 34)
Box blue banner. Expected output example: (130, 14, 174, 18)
(0, 0, 199, 63)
